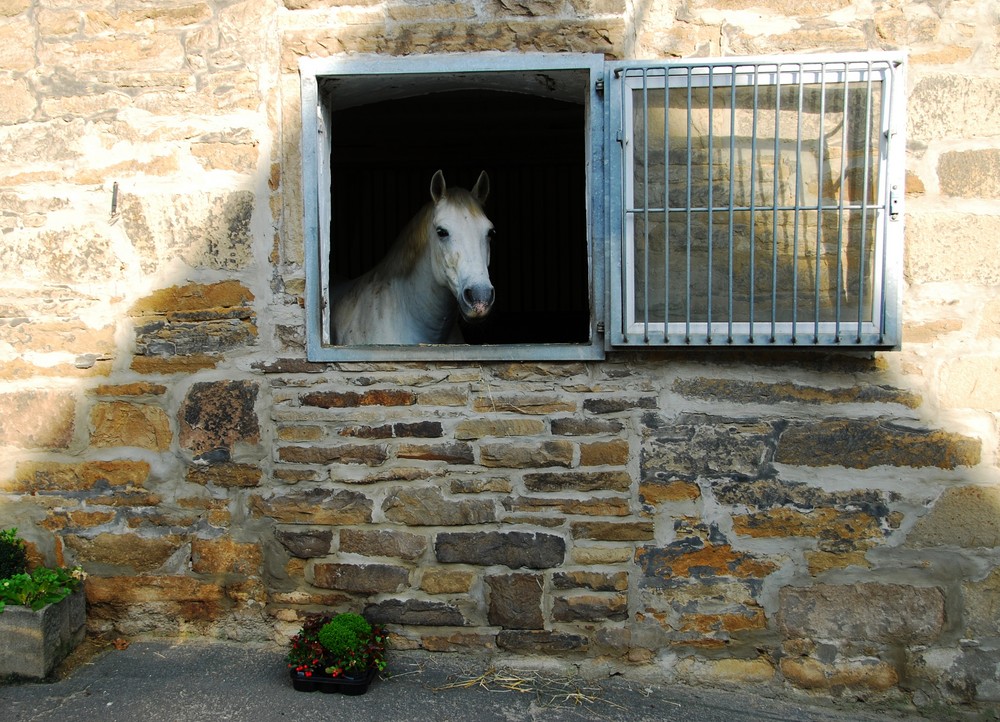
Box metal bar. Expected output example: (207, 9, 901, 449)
(685, 67, 694, 343)
(663, 78, 671, 343)
(727, 64, 738, 344)
(813, 66, 828, 343)
(642, 69, 651, 342)
(790, 63, 804, 344)
(770, 64, 782, 343)
(748, 64, 760, 342)
(856, 61, 875, 343)
(834, 62, 851, 343)
(706, 65, 715, 343)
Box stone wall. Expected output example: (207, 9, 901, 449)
(2, 0, 1000, 711)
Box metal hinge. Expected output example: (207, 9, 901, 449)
(889, 185, 901, 220)
(595, 78, 604, 95)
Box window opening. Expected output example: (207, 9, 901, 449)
(607, 54, 905, 348)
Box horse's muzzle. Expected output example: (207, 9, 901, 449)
(460, 284, 495, 321)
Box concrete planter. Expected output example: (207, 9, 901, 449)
(0, 586, 86, 679)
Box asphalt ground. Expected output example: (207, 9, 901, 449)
(0, 638, 953, 722)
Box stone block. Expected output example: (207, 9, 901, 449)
(278, 443, 388, 466)
(0, 390, 76, 449)
(191, 537, 262, 576)
(300, 389, 415, 408)
(524, 470, 631, 492)
(64, 532, 184, 573)
(672, 377, 920, 408)
(486, 573, 543, 629)
(396, 442, 474, 464)
(496, 630, 588, 654)
(508, 496, 630, 517)
(579, 439, 629, 466)
(454, 418, 545, 439)
(90, 401, 171, 451)
(676, 657, 776, 687)
(642, 415, 778, 481)
(552, 593, 628, 622)
(272, 527, 333, 558)
(364, 599, 466, 626)
(905, 211, 1000, 286)
(550, 417, 623, 435)
(909, 75, 1000, 144)
(185, 463, 261, 489)
(776, 419, 980, 470)
(552, 570, 628, 592)
(479, 440, 574, 469)
(571, 521, 654, 541)
(636, 541, 778, 585)
(780, 657, 899, 693)
(939, 149, 1000, 199)
(6, 460, 150, 494)
(471, 392, 574, 414)
(907, 485, 1000, 549)
(129, 281, 255, 316)
(382, 487, 495, 526)
(133, 317, 257, 358)
(339, 528, 428, 561)
(311, 562, 409, 594)
(779, 583, 945, 644)
(0, 587, 85, 680)
(249, 488, 372, 525)
(85, 575, 224, 604)
(420, 569, 475, 595)
(639, 479, 700, 505)
(962, 566, 1000, 638)
(583, 397, 657, 414)
(940, 356, 1000, 411)
(179, 380, 260, 461)
(435, 531, 565, 569)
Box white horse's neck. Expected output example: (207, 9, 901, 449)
(380, 242, 456, 343)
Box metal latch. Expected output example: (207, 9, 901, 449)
(889, 185, 900, 220)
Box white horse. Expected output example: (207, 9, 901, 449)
(331, 170, 496, 345)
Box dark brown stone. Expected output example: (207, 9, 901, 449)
(300, 389, 416, 408)
(524, 470, 632, 492)
(435, 531, 565, 569)
(312, 562, 409, 594)
(486, 573, 544, 629)
(363, 598, 466, 626)
(273, 527, 333, 558)
(178, 380, 259, 461)
(382, 487, 495, 526)
(249, 488, 372, 524)
(553, 593, 628, 622)
(278, 443, 388, 466)
(339, 528, 428, 561)
(496, 630, 588, 653)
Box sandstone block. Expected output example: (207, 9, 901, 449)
(962, 566, 1000, 638)
(311, 562, 409, 594)
(780, 657, 899, 692)
(550, 416, 624, 435)
(583, 397, 657, 414)
(64, 532, 184, 573)
(676, 657, 776, 687)
(779, 583, 945, 644)
(185, 463, 261, 488)
(906, 485, 1000, 549)
(7, 460, 149, 493)
(552, 570, 628, 592)
(382, 486, 495, 526)
(454, 418, 546, 439)
(249, 488, 372, 524)
(0, 390, 76, 449)
(579, 439, 629, 466)
(471, 392, 574, 414)
(776, 418, 980, 470)
(85, 575, 223, 604)
(339, 528, 428, 561)
(508, 496, 630, 517)
(905, 211, 1000, 286)
(636, 542, 778, 585)
(479, 440, 573, 469)
(486, 573, 544, 629)
(364, 599, 466, 626)
(420, 569, 475, 595)
(572, 521, 654, 541)
(940, 356, 1000, 411)
(179, 380, 260, 461)
(272, 527, 333, 558)
(524, 470, 631, 492)
(496, 629, 588, 654)
(191, 537, 262, 576)
(90, 401, 171, 451)
(300, 389, 415, 408)
(396, 442, 474, 464)
(909, 75, 1000, 144)
(278, 443, 388, 466)
(642, 415, 778, 481)
(129, 280, 255, 316)
(672, 377, 920, 408)
(553, 593, 628, 622)
(939, 149, 1000, 199)
(435, 531, 565, 569)
(639, 479, 700, 504)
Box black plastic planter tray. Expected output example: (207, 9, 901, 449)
(289, 667, 376, 695)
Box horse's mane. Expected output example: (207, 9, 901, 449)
(379, 188, 484, 277)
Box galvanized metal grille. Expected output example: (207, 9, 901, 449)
(608, 54, 905, 348)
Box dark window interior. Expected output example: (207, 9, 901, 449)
(327, 89, 589, 344)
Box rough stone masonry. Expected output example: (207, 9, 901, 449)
(1, 0, 1000, 712)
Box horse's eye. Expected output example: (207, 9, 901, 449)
(436, 227, 449, 239)
(487, 228, 496, 241)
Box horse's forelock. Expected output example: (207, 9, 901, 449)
(389, 190, 485, 275)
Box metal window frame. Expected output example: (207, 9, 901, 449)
(300, 53, 607, 362)
(606, 52, 906, 349)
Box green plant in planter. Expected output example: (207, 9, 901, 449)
(0, 528, 29, 580)
(0, 528, 86, 614)
(287, 612, 387, 680)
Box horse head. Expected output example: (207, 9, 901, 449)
(427, 170, 496, 323)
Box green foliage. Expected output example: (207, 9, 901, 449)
(0, 528, 29, 581)
(287, 612, 387, 679)
(0, 566, 85, 613)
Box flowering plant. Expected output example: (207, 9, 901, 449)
(287, 612, 387, 679)
(0, 528, 86, 614)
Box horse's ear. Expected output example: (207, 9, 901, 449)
(430, 170, 446, 203)
(472, 171, 490, 205)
